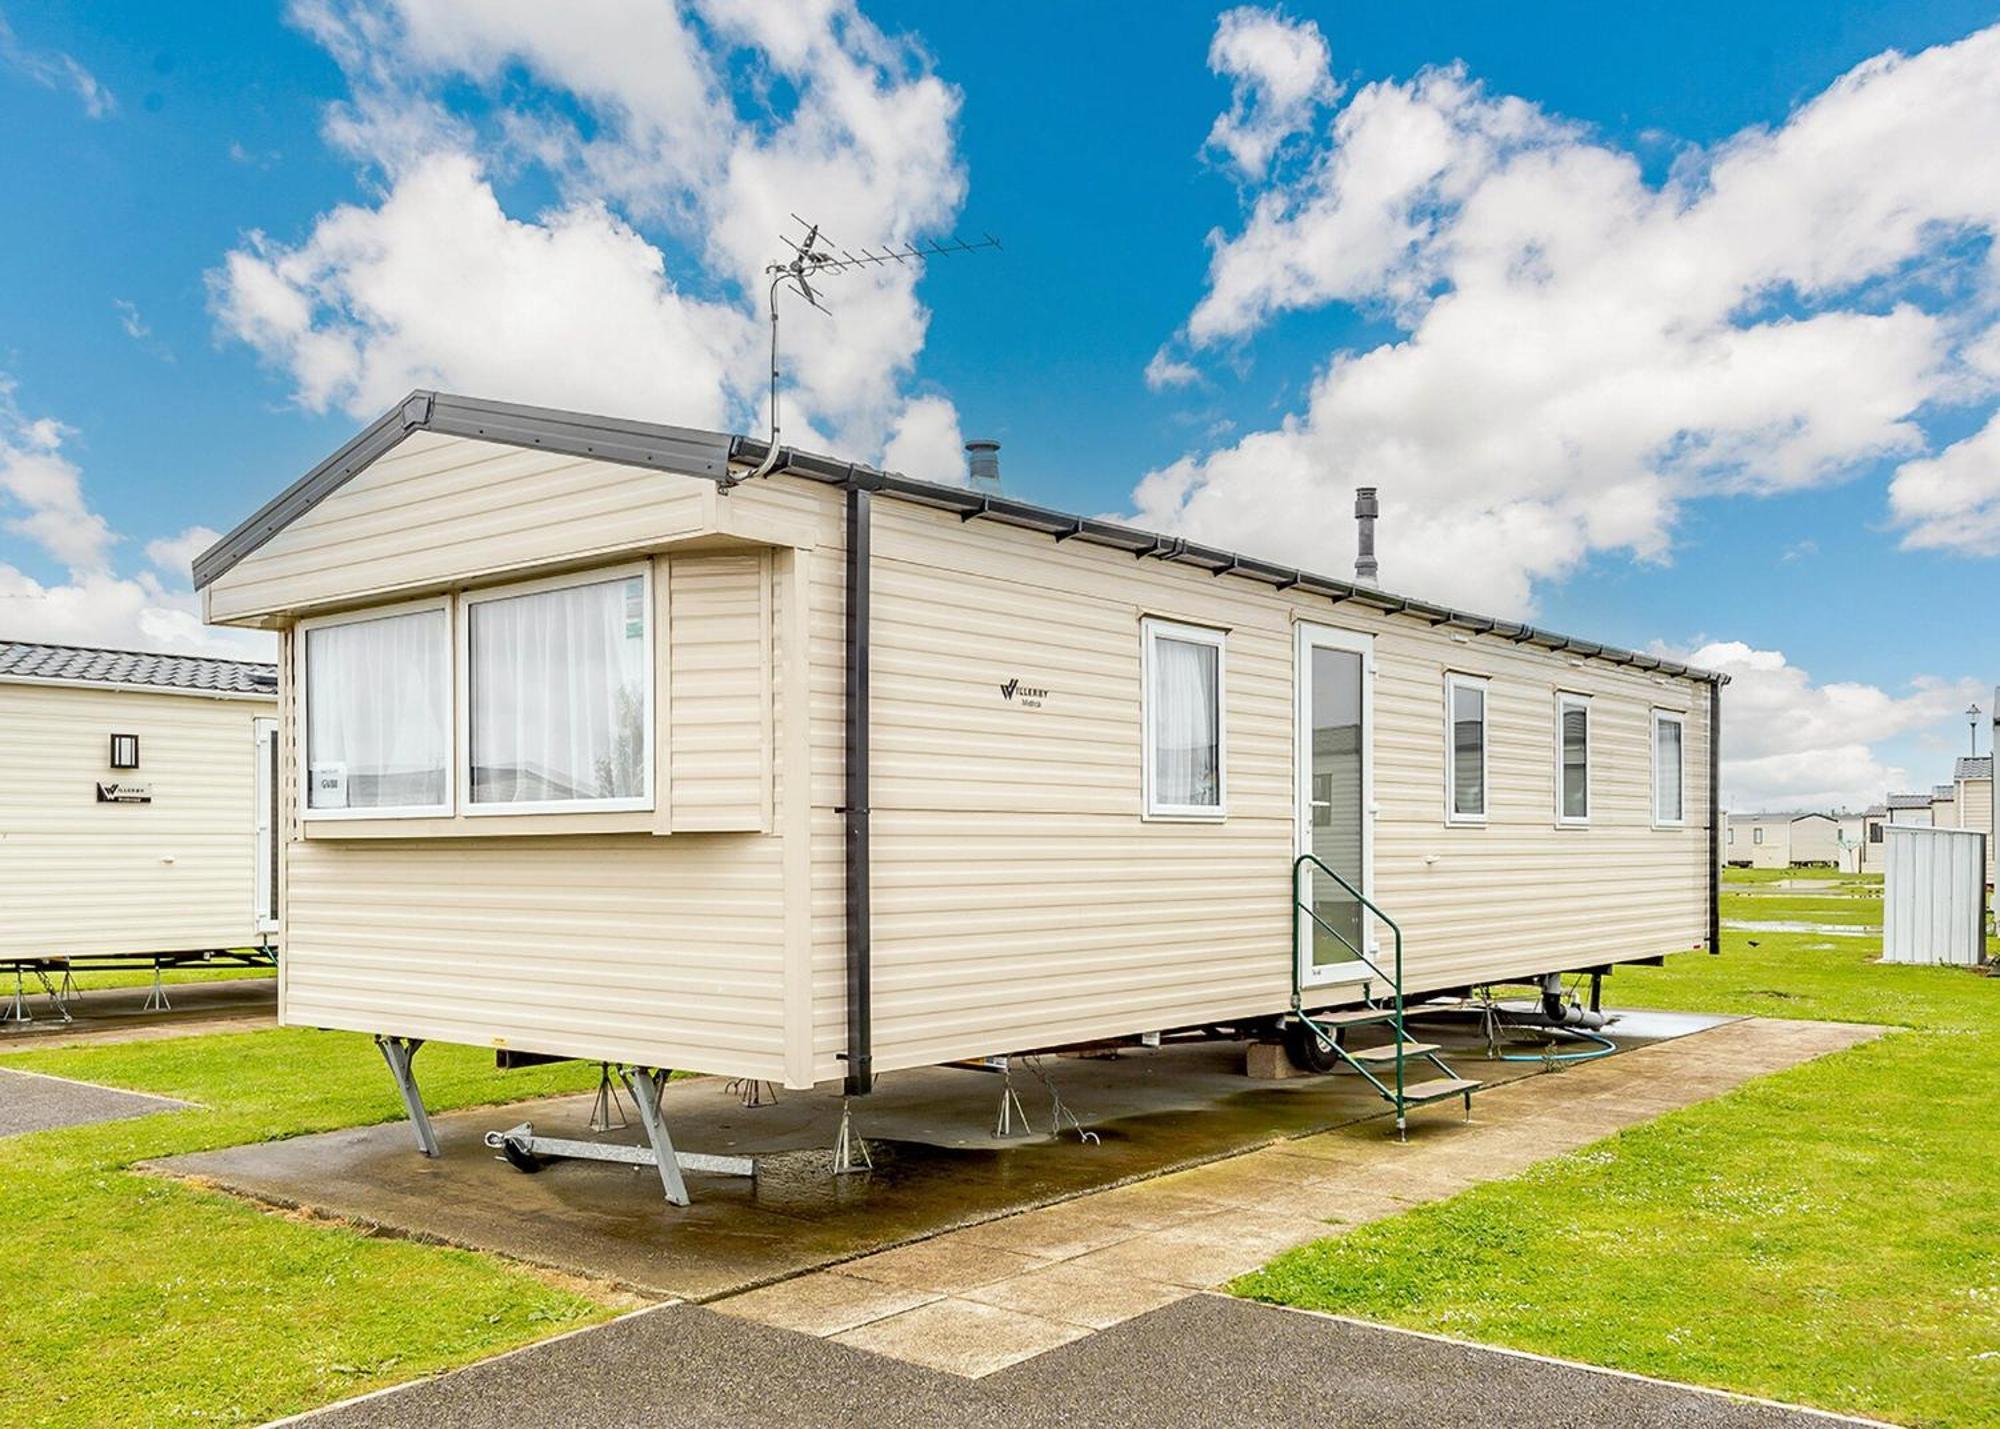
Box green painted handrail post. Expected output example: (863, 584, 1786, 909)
(1292, 853, 1409, 1137)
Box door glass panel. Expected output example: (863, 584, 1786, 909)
(1308, 645, 1364, 970)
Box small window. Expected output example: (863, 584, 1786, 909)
(1753, 826, 1765, 845)
(1444, 673, 1487, 823)
(1869, 822, 1883, 843)
(1142, 618, 1225, 817)
(1555, 693, 1590, 824)
(302, 602, 452, 818)
(109, 733, 140, 770)
(465, 568, 653, 814)
(1652, 710, 1685, 826)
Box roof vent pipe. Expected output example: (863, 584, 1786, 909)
(965, 439, 1001, 495)
(1354, 486, 1379, 586)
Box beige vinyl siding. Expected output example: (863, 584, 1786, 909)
(1786, 815, 1841, 865)
(1959, 778, 1994, 886)
(206, 432, 714, 622)
(854, 492, 1710, 1078)
(0, 681, 271, 957)
(668, 551, 771, 832)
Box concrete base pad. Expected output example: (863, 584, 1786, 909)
(158, 1013, 1722, 1300)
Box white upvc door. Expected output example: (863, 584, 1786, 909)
(254, 718, 280, 936)
(1295, 622, 1375, 989)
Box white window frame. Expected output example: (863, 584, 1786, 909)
(1443, 672, 1489, 826)
(296, 596, 455, 822)
(1753, 826, 1765, 845)
(1554, 691, 1591, 827)
(457, 562, 656, 818)
(1651, 708, 1687, 828)
(1141, 617, 1227, 820)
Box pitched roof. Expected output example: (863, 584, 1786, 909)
(1933, 784, 1956, 800)
(193, 390, 1727, 687)
(1956, 756, 1993, 780)
(0, 641, 276, 696)
(1887, 793, 1933, 809)
(1864, 805, 1888, 816)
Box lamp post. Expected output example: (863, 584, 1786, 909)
(1970, 703, 1983, 757)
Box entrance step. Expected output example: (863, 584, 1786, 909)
(1399, 1077, 1482, 1105)
(1347, 1042, 1441, 1064)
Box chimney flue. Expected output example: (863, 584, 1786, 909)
(1354, 486, 1379, 586)
(965, 439, 1001, 495)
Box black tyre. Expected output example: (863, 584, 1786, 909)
(499, 1135, 545, 1174)
(1283, 1019, 1341, 1074)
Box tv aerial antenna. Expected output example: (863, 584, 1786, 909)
(722, 214, 1000, 491)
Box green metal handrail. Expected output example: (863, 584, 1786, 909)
(1292, 853, 1406, 1113)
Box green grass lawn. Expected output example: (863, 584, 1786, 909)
(1719, 891, 1883, 926)
(63, 965, 277, 991)
(1720, 866, 1879, 888)
(1235, 878, 2000, 1427)
(0, 1030, 614, 1428)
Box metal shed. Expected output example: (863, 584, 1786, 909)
(1882, 825, 1988, 966)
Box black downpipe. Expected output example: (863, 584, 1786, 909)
(1708, 679, 1722, 956)
(843, 486, 874, 1095)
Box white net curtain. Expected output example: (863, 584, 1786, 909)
(469, 575, 648, 806)
(304, 608, 450, 810)
(1152, 634, 1221, 808)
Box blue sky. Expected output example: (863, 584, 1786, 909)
(1, 1, 1995, 808)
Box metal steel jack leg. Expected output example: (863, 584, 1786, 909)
(620, 1066, 691, 1206)
(588, 1062, 628, 1132)
(832, 1098, 873, 1174)
(376, 1035, 440, 1157)
(141, 958, 172, 1013)
(992, 1065, 1031, 1139)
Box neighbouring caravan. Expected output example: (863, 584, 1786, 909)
(195, 393, 1722, 1181)
(0, 643, 280, 985)
(1954, 756, 1994, 890)
(1861, 805, 1889, 873)
(1726, 812, 1794, 868)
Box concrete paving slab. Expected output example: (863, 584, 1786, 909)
(0, 1066, 191, 1137)
(709, 1271, 937, 1337)
(959, 1259, 1190, 1330)
(831, 1295, 1089, 1377)
(287, 1294, 1887, 1428)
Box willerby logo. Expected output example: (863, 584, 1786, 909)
(999, 677, 1049, 709)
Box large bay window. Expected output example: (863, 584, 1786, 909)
(297, 565, 655, 824)
(464, 568, 653, 813)
(1142, 618, 1226, 818)
(301, 601, 452, 818)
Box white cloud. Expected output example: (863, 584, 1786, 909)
(1144, 348, 1201, 391)
(0, 381, 266, 658)
(1139, 25, 2000, 617)
(1203, 7, 1339, 181)
(1687, 640, 1982, 810)
(1889, 410, 2000, 554)
(0, 10, 115, 118)
(213, 0, 969, 466)
(880, 394, 965, 484)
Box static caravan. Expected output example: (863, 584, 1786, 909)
(195, 392, 1721, 1189)
(1861, 806, 1889, 873)
(1930, 784, 1958, 829)
(0, 642, 280, 1013)
(1887, 793, 1934, 828)
(1786, 813, 1842, 868)
(1726, 812, 1792, 869)
(1954, 756, 1993, 889)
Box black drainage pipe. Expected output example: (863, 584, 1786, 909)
(843, 485, 874, 1096)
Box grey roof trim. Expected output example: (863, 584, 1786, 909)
(734, 437, 1727, 686)
(1887, 793, 1932, 808)
(192, 391, 732, 589)
(190, 390, 1723, 686)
